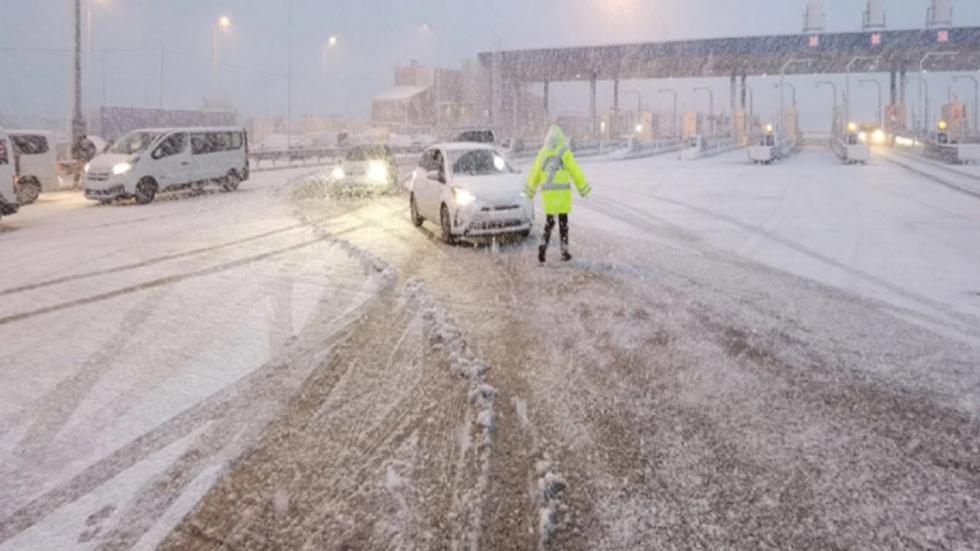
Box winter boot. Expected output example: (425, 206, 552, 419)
(561, 249, 572, 262)
(538, 245, 547, 264)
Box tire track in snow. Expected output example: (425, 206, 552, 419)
(0, 227, 387, 546)
(587, 192, 980, 342)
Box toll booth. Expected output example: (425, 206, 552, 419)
(940, 102, 968, 141)
(682, 112, 705, 139)
(884, 104, 907, 137)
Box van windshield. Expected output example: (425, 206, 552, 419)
(109, 131, 161, 155)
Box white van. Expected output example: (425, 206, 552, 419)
(0, 127, 18, 220)
(84, 127, 249, 204)
(9, 130, 57, 204)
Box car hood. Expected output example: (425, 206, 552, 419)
(88, 154, 137, 171)
(454, 173, 526, 205)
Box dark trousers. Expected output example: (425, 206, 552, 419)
(542, 214, 569, 251)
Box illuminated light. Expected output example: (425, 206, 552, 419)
(112, 162, 132, 175)
(872, 129, 887, 145)
(328, 36, 338, 46)
(765, 124, 774, 134)
(218, 16, 231, 29)
(493, 154, 507, 171)
(84, 162, 90, 174)
(367, 161, 389, 183)
(938, 30, 949, 43)
(809, 35, 820, 48)
(453, 187, 476, 206)
(635, 124, 643, 133)
(871, 33, 881, 46)
(938, 120, 948, 131)
(895, 136, 916, 147)
(331, 166, 345, 180)
(847, 122, 858, 133)
(858, 131, 869, 143)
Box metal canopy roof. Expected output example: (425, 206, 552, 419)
(478, 28, 980, 82)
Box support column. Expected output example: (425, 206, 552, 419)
(612, 79, 620, 138)
(730, 73, 737, 114)
(543, 81, 549, 115)
(590, 74, 598, 142)
(740, 75, 747, 110)
(889, 71, 897, 105)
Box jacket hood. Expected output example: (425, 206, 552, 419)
(544, 125, 567, 150)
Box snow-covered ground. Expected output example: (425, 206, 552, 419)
(1, 148, 978, 550)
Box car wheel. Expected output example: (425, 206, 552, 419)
(16, 178, 41, 205)
(410, 194, 424, 227)
(135, 178, 157, 205)
(222, 171, 241, 192)
(440, 204, 456, 245)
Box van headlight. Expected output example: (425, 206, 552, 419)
(112, 162, 132, 175)
(367, 161, 388, 183)
(453, 188, 476, 206)
(331, 166, 345, 180)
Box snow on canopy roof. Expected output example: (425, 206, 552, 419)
(374, 86, 429, 102)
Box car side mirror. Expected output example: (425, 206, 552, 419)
(427, 170, 445, 184)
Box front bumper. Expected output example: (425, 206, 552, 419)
(457, 203, 533, 237)
(0, 193, 18, 215)
(85, 184, 127, 201)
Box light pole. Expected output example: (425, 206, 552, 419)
(287, 0, 293, 165)
(658, 89, 678, 138)
(693, 87, 715, 136)
(859, 78, 882, 126)
(919, 51, 958, 133)
(622, 90, 642, 134)
(774, 82, 797, 108)
(71, 0, 86, 162)
(845, 56, 878, 133)
(212, 15, 232, 96)
(85, 0, 108, 111)
(952, 74, 979, 137)
(745, 84, 755, 128)
(780, 58, 813, 136)
(321, 36, 338, 116)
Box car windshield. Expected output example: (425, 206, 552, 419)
(451, 149, 512, 176)
(109, 131, 161, 155)
(345, 146, 389, 162)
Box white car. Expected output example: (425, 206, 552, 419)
(330, 144, 398, 192)
(0, 127, 18, 220)
(409, 143, 533, 243)
(85, 127, 249, 204)
(8, 130, 57, 204)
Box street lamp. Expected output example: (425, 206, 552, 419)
(815, 80, 838, 110)
(658, 89, 678, 138)
(693, 87, 715, 136)
(321, 36, 339, 116)
(919, 51, 958, 132)
(213, 15, 232, 90)
(780, 58, 813, 135)
(774, 82, 797, 108)
(85, 0, 109, 111)
(952, 74, 979, 137)
(859, 79, 882, 126)
(745, 84, 754, 121)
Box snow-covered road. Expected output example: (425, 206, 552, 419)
(1, 148, 978, 550)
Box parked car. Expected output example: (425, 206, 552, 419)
(8, 130, 57, 205)
(330, 144, 398, 192)
(409, 143, 533, 243)
(0, 127, 19, 221)
(84, 127, 249, 204)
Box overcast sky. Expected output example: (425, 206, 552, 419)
(2, 0, 979, 130)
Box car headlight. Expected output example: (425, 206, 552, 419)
(453, 188, 476, 206)
(331, 166, 345, 180)
(872, 129, 886, 145)
(367, 161, 388, 183)
(112, 162, 132, 175)
(858, 131, 868, 143)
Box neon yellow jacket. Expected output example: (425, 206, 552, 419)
(525, 126, 591, 215)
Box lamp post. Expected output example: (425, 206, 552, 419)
(859, 78, 882, 126)
(622, 90, 642, 134)
(845, 56, 879, 134)
(693, 87, 715, 136)
(919, 51, 958, 133)
(321, 36, 338, 116)
(658, 88, 678, 138)
(952, 74, 979, 137)
(780, 58, 813, 135)
(212, 15, 232, 95)
(774, 82, 797, 108)
(71, 0, 85, 161)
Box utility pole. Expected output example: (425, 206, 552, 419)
(158, 43, 165, 108)
(286, 0, 293, 165)
(71, 0, 87, 161)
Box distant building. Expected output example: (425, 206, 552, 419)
(373, 60, 472, 134)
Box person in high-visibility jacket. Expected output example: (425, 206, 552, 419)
(525, 125, 592, 263)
